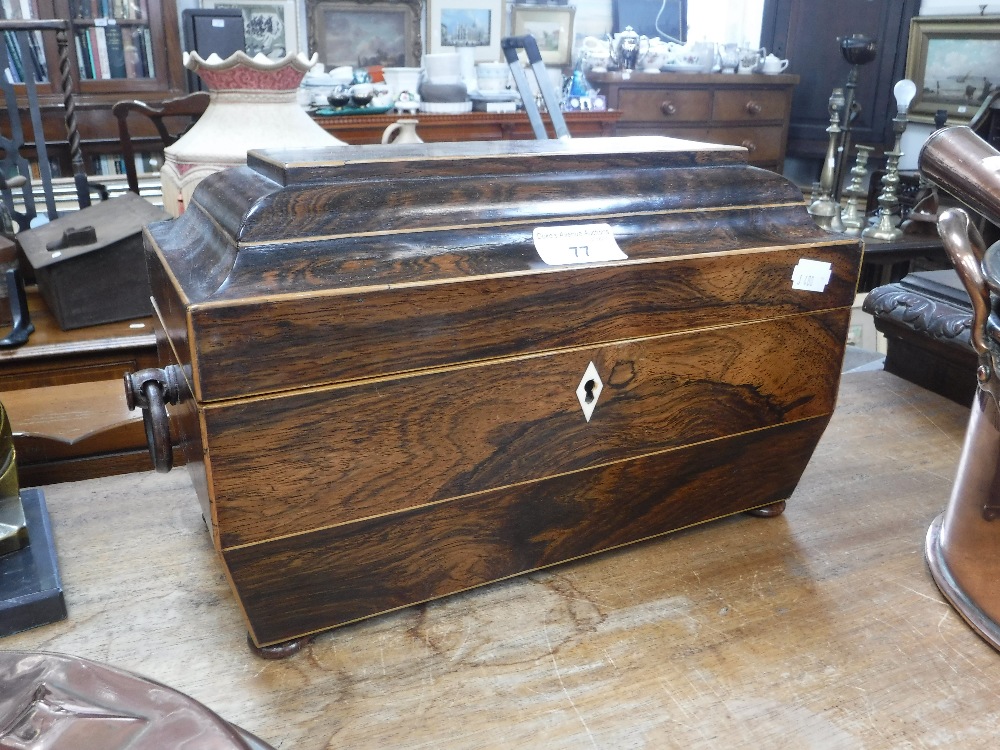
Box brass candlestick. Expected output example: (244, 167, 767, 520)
(807, 88, 846, 232)
(863, 79, 916, 242)
(840, 144, 873, 235)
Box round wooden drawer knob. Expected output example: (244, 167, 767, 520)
(660, 100, 678, 116)
(745, 100, 762, 115)
(741, 140, 757, 153)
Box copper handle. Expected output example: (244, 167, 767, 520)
(741, 139, 757, 153)
(660, 100, 677, 116)
(124, 365, 185, 473)
(937, 208, 991, 358)
(745, 100, 761, 115)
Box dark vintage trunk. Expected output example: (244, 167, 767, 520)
(135, 136, 862, 648)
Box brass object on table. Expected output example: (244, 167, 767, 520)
(918, 125, 1000, 650)
(0, 398, 27, 556)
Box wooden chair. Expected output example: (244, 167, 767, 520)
(112, 91, 210, 195)
(0, 19, 105, 231)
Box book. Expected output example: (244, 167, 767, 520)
(25, 29, 46, 82)
(3, 30, 24, 83)
(75, 28, 94, 79)
(87, 26, 104, 79)
(94, 25, 110, 80)
(103, 22, 127, 78)
(140, 26, 153, 77)
(122, 30, 139, 78)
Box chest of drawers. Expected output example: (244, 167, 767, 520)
(587, 71, 799, 172)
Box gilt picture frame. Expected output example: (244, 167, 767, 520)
(202, 0, 299, 59)
(426, 0, 503, 62)
(508, 4, 575, 67)
(904, 15, 1000, 124)
(307, 0, 422, 69)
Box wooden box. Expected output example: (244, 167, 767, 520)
(138, 137, 862, 649)
(18, 192, 168, 330)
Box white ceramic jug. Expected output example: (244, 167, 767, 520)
(382, 119, 423, 145)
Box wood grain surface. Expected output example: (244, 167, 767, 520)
(5, 371, 997, 749)
(148, 237, 860, 403)
(226, 416, 830, 646)
(206, 310, 848, 549)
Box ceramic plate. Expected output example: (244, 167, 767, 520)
(661, 63, 706, 74)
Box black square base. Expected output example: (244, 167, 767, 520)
(0, 488, 66, 637)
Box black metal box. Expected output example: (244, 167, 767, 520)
(18, 192, 169, 329)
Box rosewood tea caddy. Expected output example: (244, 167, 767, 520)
(124, 136, 862, 653)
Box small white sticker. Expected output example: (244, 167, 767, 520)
(958, 105, 968, 113)
(212, 18, 226, 27)
(533, 223, 627, 266)
(94, 17, 107, 26)
(791, 259, 832, 292)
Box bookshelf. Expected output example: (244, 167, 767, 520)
(0, 0, 184, 179)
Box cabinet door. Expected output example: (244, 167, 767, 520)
(64, 0, 179, 94)
(761, 0, 920, 159)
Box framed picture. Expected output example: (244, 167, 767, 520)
(904, 15, 1000, 124)
(202, 0, 299, 59)
(307, 0, 422, 68)
(426, 0, 503, 62)
(612, 0, 685, 43)
(508, 4, 576, 67)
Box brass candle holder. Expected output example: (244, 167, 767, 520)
(863, 79, 917, 242)
(840, 145, 873, 235)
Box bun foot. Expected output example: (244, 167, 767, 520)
(745, 500, 786, 518)
(247, 633, 313, 659)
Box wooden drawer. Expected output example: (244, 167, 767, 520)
(705, 125, 785, 164)
(618, 88, 712, 122)
(712, 89, 791, 123)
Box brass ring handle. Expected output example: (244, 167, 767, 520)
(745, 100, 761, 115)
(741, 139, 757, 153)
(660, 100, 677, 116)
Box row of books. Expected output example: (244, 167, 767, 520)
(72, 0, 145, 21)
(75, 23, 155, 80)
(2, 29, 47, 84)
(89, 150, 160, 177)
(0, 0, 32, 20)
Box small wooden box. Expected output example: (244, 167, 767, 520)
(139, 137, 862, 648)
(19, 192, 168, 329)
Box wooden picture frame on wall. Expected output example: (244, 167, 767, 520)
(306, 0, 422, 69)
(508, 4, 575, 67)
(426, 0, 503, 62)
(202, 0, 300, 58)
(904, 15, 1000, 124)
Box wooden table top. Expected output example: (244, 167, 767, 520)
(5, 370, 994, 749)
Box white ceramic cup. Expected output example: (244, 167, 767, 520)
(382, 67, 422, 99)
(476, 61, 509, 92)
(423, 52, 462, 84)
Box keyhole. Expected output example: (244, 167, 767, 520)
(584, 379, 596, 403)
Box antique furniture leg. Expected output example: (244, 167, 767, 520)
(246, 633, 314, 660)
(745, 500, 787, 518)
(0, 268, 34, 348)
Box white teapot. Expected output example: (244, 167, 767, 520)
(761, 53, 789, 74)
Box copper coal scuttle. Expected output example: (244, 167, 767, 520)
(920, 125, 1000, 650)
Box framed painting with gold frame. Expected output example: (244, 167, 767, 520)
(904, 15, 1000, 124)
(306, 0, 422, 68)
